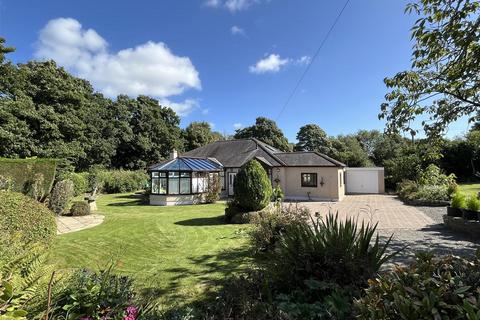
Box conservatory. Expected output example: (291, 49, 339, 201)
(149, 156, 223, 206)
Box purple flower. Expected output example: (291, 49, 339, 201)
(122, 316, 135, 320)
(126, 306, 138, 317)
(80, 317, 93, 320)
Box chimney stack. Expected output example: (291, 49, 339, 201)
(170, 149, 178, 159)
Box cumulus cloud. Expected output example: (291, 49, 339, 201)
(159, 98, 200, 117)
(35, 18, 201, 116)
(205, 0, 259, 12)
(249, 53, 311, 74)
(233, 123, 243, 130)
(231, 25, 246, 36)
(249, 54, 289, 74)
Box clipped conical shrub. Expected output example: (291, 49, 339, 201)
(234, 159, 272, 211)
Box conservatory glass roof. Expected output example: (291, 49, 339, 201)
(150, 157, 223, 172)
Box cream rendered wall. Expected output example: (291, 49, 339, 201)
(274, 167, 344, 201)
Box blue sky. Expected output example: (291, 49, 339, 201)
(0, 0, 471, 141)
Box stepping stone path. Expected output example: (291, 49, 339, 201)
(56, 214, 104, 234)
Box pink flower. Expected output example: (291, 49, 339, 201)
(126, 306, 138, 317)
(80, 317, 93, 320)
(122, 316, 135, 320)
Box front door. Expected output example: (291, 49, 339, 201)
(228, 172, 237, 196)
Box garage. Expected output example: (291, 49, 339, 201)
(345, 167, 384, 194)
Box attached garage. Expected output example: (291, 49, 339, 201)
(345, 167, 384, 194)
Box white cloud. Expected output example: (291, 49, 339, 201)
(204, 0, 259, 12)
(35, 18, 201, 116)
(249, 54, 312, 74)
(159, 98, 199, 117)
(233, 123, 243, 130)
(208, 122, 215, 129)
(249, 53, 289, 74)
(201, 108, 210, 115)
(231, 25, 246, 36)
(204, 0, 221, 8)
(295, 56, 311, 65)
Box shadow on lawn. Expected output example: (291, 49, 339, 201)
(107, 194, 145, 206)
(174, 215, 227, 226)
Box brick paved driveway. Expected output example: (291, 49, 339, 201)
(289, 195, 480, 265)
(292, 195, 434, 230)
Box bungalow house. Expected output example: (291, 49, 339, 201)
(149, 138, 349, 205)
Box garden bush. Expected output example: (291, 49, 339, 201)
(48, 179, 74, 215)
(272, 185, 284, 203)
(46, 265, 150, 320)
(0, 191, 56, 262)
(99, 169, 148, 194)
(59, 172, 88, 196)
(450, 192, 466, 209)
(70, 201, 91, 216)
(0, 158, 57, 200)
(466, 195, 480, 212)
(397, 165, 457, 203)
(356, 253, 480, 319)
(205, 173, 221, 204)
(249, 204, 309, 253)
(234, 159, 272, 211)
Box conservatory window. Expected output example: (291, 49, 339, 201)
(180, 172, 191, 194)
(151, 172, 167, 194)
(168, 172, 180, 194)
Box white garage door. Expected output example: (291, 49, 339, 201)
(346, 168, 380, 194)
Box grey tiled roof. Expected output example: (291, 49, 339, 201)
(182, 138, 284, 167)
(274, 152, 346, 167)
(182, 138, 345, 168)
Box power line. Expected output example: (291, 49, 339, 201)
(275, 0, 352, 120)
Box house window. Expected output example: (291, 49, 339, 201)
(180, 172, 191, 194)
(301, 173, 317, 187)
(168, 172, 180, 194)
(151, 172, 167, 194)
(220, 170, 225, 190)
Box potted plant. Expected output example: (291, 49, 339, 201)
(462, 196, 480, 221)
(447, 192, 465, 217)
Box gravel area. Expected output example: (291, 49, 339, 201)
(380, 204, 480, 267)
(415, 205, 447, 224)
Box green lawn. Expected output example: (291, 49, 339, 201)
(50, 193, 251, 304)
(459, 183, 480, 197)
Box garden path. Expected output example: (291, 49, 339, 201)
(56, 214, 105, 234)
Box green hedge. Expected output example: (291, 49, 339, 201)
(234, 160, 272, 211)
(0, 158, 57, 198)
(99, 170, 148, 194)
(0, 190, 57, 263)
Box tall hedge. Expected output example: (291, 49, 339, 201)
(0, 190, 57, 263)
(234, 159, 273, 211)
(0, 158, 57, 199)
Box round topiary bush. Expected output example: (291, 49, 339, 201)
(0, 190, 56, 262)
(70, 201, 91, 216)
(234, 159, 273, 211)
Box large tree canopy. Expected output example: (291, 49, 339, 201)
(0, 38, 183, 171)
(295, 124, 332, 154)
(234, 117, 292, 151)
(183, 121, 223, 151)
(380, 0, 480, 139)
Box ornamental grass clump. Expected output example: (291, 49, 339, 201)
(450, 192, 466, 209)
(266, 213, 398, 290)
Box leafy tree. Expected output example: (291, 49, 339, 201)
(234, 159, 273, 211)
(111, 95, 183, 169)
(380, 0, 480, 139)
(234, 117, 291, 151)
(183, 121, 222, 151)
(295, 124, 332, 154)
(329, 135, 372, 167)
